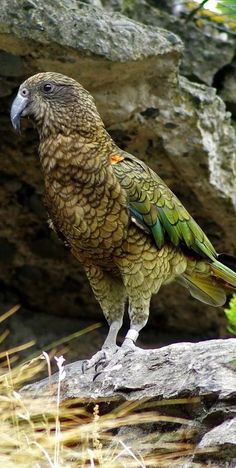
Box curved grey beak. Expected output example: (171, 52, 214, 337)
(10, 93, 29, 132)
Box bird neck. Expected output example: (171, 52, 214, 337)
(38, 128, 116, 183)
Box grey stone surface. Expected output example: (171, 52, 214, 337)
(105, 0, 236, 85)
(199, 418, 236, 456)
(22, 339, 236, 401)
(219, 62, 236, 119)
(22, 339, 236, 465)
(0, 0, 182, 68)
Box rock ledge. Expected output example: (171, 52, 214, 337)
(22, 339, 236, 465)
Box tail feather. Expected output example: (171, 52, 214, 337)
(179, 254, 236, 307)
(178, 274, 226, 307)
(211, 258, 236, 288)
(217, 253, 236, 273)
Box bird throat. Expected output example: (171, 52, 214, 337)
(39, 130, 113, 181)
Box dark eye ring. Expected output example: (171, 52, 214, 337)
(43, 83, 54, 93)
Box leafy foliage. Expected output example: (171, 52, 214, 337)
(224, 295, 236, 335)
(184, 0, 236, 32)
(217, 0, 236, 20)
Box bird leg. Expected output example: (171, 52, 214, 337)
(121, 299, 150, 351)
(121, 328, 140, 350)
(81, 266, 127, 373)
(95, 309, 149, 374)
(93, 328, 143, 378)
(82, 319, 122, 372)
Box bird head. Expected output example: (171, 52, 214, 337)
(10, 72, 103, 137)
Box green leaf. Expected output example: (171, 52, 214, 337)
(224, 294, 236, 335)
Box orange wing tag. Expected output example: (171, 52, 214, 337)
(110, 154, 124, 165)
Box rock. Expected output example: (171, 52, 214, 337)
(0, 50, 24, 77)
(0, 0, 236, 351)
(103, 0, 236, 85)
(217, 61, 236, 119)
(21, 339, 236, 465)
(0, 237, 16, 262)
(22, 338, 236, 400)
(179, 77, 236, 207)
(0, 0, 182, 95)
(199, 419, 236, 458)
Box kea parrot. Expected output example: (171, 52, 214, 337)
(11, 72, 236, 370)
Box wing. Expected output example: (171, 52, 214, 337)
(112, 151, 216, 260)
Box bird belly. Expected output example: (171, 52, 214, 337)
(114, 225, 187, 299)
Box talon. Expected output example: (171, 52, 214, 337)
(81, 347, 118, 373)
(93, 370, 103, 382)
(82, 360, 89, 374)
(95, 358, 107, 373)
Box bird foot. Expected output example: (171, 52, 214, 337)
(94, 341, 143, 378)
(82, 346, 119, 373)
(121, 337, 142, 351)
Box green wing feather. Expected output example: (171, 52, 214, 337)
(113, 151, 216, 261)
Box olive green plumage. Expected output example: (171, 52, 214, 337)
(114, 152, 236, 307)
(10, 72, 236, 365)
(114, 153, 216, 257)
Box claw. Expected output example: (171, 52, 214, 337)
(82, 350, 107, 374)
(102, 343, 144, 373)
(81, 360, 87, 374)
(92, 370, 104, 382)
(95, 357, 107, 373)
(82, 346, 119, 374)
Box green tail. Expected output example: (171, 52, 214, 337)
(178, 274, 226, 307)
(211, 259, 236, 288)
(179, 257, 236, 307)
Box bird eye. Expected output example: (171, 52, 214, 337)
(43, 83, 54, 93)
(21, 88, 29, 97)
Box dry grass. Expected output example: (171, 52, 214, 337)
(0, 306, 216, 467)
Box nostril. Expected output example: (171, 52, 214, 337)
(20, 88, 29, 97)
